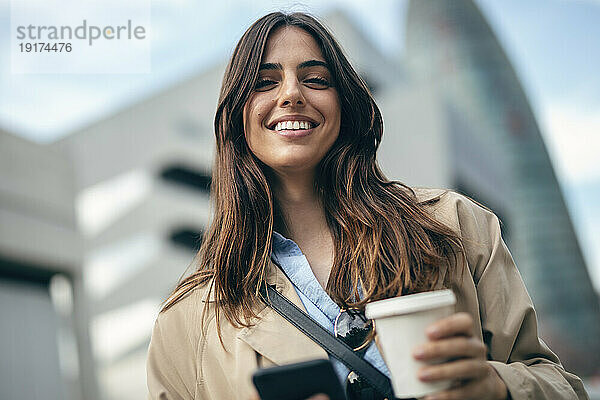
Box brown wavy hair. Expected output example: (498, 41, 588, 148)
(162, 12, 463, 331)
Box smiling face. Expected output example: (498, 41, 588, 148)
(243, 26, 341, 178)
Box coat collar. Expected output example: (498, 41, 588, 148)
(236, 259, 328, 365)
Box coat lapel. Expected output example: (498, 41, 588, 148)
(237, 259, 328, 365)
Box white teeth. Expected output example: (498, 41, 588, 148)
(273, 120, 314, 131)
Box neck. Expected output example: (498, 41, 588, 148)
(272, 169, 334, 289)
(274, 168, 334, 288)
(273, 169, 325, 239)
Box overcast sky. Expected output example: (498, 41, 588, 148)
(1, 0, 599, 289)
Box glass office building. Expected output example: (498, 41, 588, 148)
(406, 0, 600, 375)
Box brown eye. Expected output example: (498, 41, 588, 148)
(255, 78, 277, 91)
(304, 77, 331, 89)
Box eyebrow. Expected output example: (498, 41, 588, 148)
(258, 59, 330, 71)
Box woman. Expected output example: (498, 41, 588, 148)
(147, 12, 588, 400)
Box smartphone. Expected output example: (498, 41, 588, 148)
(252, 358, 346, 400)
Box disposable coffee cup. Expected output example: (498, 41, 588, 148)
(365, 289, 456, 399)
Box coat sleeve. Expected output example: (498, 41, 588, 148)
(455, 194, 589, 400)
(146, 299, 200, 400)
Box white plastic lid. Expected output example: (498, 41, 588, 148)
(365, 289, 456, 319)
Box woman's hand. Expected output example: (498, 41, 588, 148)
(412, 312, 508, 400)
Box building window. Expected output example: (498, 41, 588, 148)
(159, 165, 211, 193)
(168, 228, 204, 252)
(0, 255, 62, 287)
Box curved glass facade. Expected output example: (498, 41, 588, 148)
(406, 0, 600, 375)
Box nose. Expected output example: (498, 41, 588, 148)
(277, 76, 305, 108)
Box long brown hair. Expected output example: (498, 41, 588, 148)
(162, 12, 463, 330)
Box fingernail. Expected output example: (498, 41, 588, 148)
(426, 326, 439, 337)
(413, 347, 425, 358)
(418, 369, 432, 380)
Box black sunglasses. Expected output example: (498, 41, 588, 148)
(333, 307, 375, 351)
(333, 308, 391, 400)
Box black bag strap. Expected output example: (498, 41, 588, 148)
(259, 283, 395, 399)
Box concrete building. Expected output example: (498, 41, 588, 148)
(0, 130, 97, 400)
(48, 62, 223, 399)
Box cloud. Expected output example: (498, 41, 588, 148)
(539, 102, 600, 184)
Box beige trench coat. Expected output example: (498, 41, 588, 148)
(147, 188, 589, 399)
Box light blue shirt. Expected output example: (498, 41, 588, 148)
(271, 231, 391, 386)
